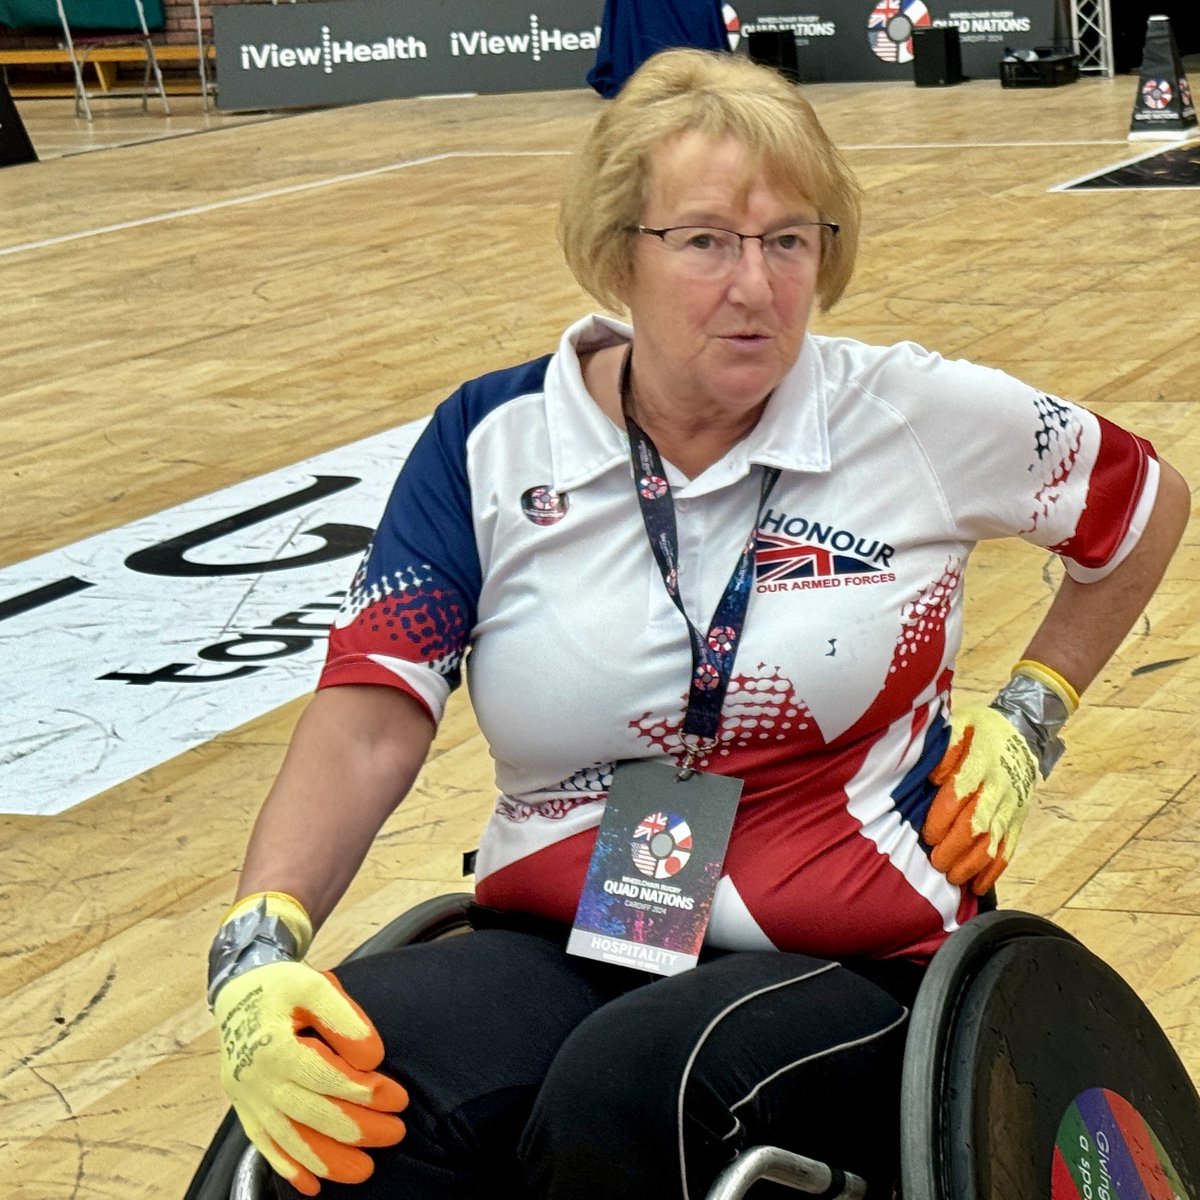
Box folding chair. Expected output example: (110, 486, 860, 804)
(184, 901, 1200, 1200)
(193, 0, 210, 111)
(0, 0, 168, 119)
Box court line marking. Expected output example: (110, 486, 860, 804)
(51, 112, 293, 161)
(1, 139, 1135, 260)
(1048, 139, 1199, 192)
(842, 140, 1130, 149)
(0, 148, 572, 259)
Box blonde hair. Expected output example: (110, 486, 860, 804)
(559, 49, 861, 312)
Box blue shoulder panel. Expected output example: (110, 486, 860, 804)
(331, 356, 552, 689)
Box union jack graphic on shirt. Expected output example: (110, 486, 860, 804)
(754, 531, 882, 582)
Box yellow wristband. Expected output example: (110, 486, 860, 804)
(221, 890, 314, 958)
(1012, 659, 1080, 714)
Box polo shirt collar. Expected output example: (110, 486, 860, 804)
(544, 314, 832, 494)
(689, 336, 832, 496)
(545, 314, 634, 493)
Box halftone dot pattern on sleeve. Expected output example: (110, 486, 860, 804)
(1025, 393, 1084, 536)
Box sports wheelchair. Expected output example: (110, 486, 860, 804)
(185, 895, 1200, 1200)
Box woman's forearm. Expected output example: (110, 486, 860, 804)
(236, 684, 436, 929)
(1021, 459, 1191, 695)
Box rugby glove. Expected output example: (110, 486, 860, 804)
(208, 892, 408, 1195)
(923, 660, 1079, 895)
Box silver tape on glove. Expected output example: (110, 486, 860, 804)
(990, 672, 1071, 779)
(207, 897, 304, 1009)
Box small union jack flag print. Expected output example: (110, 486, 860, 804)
(634, 812, 669, 839)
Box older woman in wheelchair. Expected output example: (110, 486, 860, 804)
(194, 48, 1193, 1200)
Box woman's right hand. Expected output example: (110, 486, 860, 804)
(209, 686, 435, 1190)
(213, 959, 408, 1196)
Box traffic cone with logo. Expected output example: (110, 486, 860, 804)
(1128, 14, 1197, 141)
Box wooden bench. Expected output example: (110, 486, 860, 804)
(0, 43, 213, 95)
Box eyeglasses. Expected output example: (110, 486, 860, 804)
(633, 222, 839, 279)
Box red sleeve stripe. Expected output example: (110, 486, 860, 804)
(316, 664, 436, 724)
(1049, 413, 1155, 571)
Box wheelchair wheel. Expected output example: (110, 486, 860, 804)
(182, 892, 474, 1200)
(340, 891, 474, 962)
(901, 910, 1200, 1200)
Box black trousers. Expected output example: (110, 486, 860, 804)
(274, 913, 922, 1200)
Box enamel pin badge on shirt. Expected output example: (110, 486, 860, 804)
(568, 759, 742, 975)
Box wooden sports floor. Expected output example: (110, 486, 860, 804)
(2, 71, 1198, 1198)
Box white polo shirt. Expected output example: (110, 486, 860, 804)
(322, 315, 1158, 962)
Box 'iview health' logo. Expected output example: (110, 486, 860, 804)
(450, 15, 600, 61)
(240, 29, 427, 73)
(237, 13, 599, 74)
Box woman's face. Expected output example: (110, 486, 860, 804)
(619, 130, 822, 422)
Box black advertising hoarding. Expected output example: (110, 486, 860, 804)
(213, 0, 606, 110)
(729, 0, 1056, 83)
(213, 0, 1057, 111)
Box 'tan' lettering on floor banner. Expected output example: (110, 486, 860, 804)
(0, 419, 427, 817)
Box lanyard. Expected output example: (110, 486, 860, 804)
(620, 351, 779, 778)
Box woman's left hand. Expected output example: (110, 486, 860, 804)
(922, 703, 1039, 895)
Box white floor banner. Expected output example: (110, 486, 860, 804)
(0, 419, 428, 817)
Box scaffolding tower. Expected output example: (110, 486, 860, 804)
(1070, 0, 1115, 76)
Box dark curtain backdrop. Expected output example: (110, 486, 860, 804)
(1110, 0, 1199, 73)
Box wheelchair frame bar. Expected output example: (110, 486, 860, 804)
(230, 1140, 867, 1200)
(706, 1145, 867, 1200)
(231, 1145, 268, 1200)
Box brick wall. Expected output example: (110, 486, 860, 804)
(162, 0, 323, 47)
(0, 0, 316, 50)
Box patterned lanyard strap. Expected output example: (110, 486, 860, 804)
(620, 350, 779, 778)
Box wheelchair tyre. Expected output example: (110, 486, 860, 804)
(901, 909, 1200, 1200)
(900, 910, 1079, 1200)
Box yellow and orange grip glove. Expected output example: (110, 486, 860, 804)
(923, 660, 1079, 895)
(207, 892, 408, 1196)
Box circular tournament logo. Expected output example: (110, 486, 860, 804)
(1051, 1087, 1187, 1198)
(1180, 77, 1193, 108)
(693, 662, 721, 690)
(1142, 78, 1173, 110)
(521, 485, 569, 526)
(638, 474, 670, 500)
(723, 3, 741, 51)
(631, 811, 694, 879)
(707, 625, 737, 654)
(867, 0, 931, 64)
